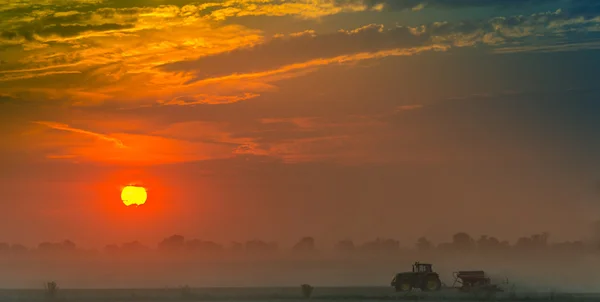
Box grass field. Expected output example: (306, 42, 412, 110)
(0, 286, 593, 302)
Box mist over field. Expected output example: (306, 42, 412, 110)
(2, 233, 600, 291)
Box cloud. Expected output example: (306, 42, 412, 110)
(160, 24, 429, 79)
(33, 121, 126, 148)
(162, 9, 600, 83)
(3, 1, 600, 168)
(339, 0, 561, 11)
(0, 3, 266, 105)
(29, 120, 247, 165)
(158, 92, 261, 106)
(3, 0, 600, 111)
(395, 104, 423, 112)
(183, 45, 449, 85)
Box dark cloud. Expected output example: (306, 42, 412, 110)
(566, 0, 600, 17)
(337, 0, 560, 11)
(0, 9, 137, 43)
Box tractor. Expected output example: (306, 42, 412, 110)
(390, 262, 442, 292)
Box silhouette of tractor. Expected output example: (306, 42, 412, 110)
(390, 262, 442, 292)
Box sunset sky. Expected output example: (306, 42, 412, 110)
(1, 0, 600, 249)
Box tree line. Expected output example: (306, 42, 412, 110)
(0, 231, 593, 255)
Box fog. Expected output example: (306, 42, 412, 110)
(2, 233, 600, 292)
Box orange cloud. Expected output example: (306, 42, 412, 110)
(396, 104, 424, 111)
(33, 121, 126, 148)
(190, 45, 449, 86)
(158, 92, 261, 106)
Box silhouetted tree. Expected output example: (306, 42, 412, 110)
(476, 235, 504, 252)
(158, 235, 185, 251)
(416, 237, 433, 252)
(436, 242, 453, 251)
(452, 232, 475, 251)
(293, 237, 316, 252)
(334, 240, 355, 252)
(62, 240, 76, 250)
(0, 243, 9, 252)
(230, 241, 244, 252)
(552, 241, 585, 253)
(245, 240, 277, 253)
(37, 240, 76, 253)
(186, 239, 224, 253)
(45, 281, 58, 300)
(360, 238, 399, 253)
(104, 244, 120, 254)
(121, 241, 148, 252)
(515, 232, 549, 250)
(301, 284, 314, 299)
(10, 244, 27, 254)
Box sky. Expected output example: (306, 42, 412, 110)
(1, 0, 600, 249)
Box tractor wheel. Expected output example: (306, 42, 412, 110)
(396, 280, 413, 292)
(422, 276, 442, 292)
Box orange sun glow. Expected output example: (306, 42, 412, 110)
(121, 185, 148, 207)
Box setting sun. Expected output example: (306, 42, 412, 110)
(121, 185, 148, 207)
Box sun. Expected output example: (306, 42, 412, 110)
(121, 185, 147, 207)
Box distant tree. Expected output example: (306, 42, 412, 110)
(37, 240, 76, 252)
(334, 240, 355, 252)
(515, 232, 549, 250)
(45, 281, 58, 300)
(38, 242, 55, 251)
(0, 242, 9, 252)
(552, 241, 585, 253)
(245, 240, 277, 253)
(515, 237, 532, 249)
(436, 242, 454, 251)
(62, 240, 76, 250)
(158, 235, 185, 250)
(476, 235, 502, 252)
(452, 232, 475, 251)
(121, 241, 148, 252)
(531, 232, 549, 247)
(230, 242, 244, 252)
(104, 244, 120, 254)
(186, 239, 224, 253)
(10, 244, 28, 254)
(416, 237, 433, 252)
(360, 238, 399, 253)
(293, 237, 316, 252)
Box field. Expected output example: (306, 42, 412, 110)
(0, 287, 595, 302)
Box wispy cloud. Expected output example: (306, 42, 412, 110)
(2, 0, 600, 167)
(186, 45, 450, 85)
(157, 93, 261, 106)
(33, 121, 126, 148)
(3, 2, 600, 111)
(396, 105, 424, 112)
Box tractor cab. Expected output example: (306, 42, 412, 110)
(413, 262, 433, 273)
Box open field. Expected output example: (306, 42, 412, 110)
(0, 287, 597, 302)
